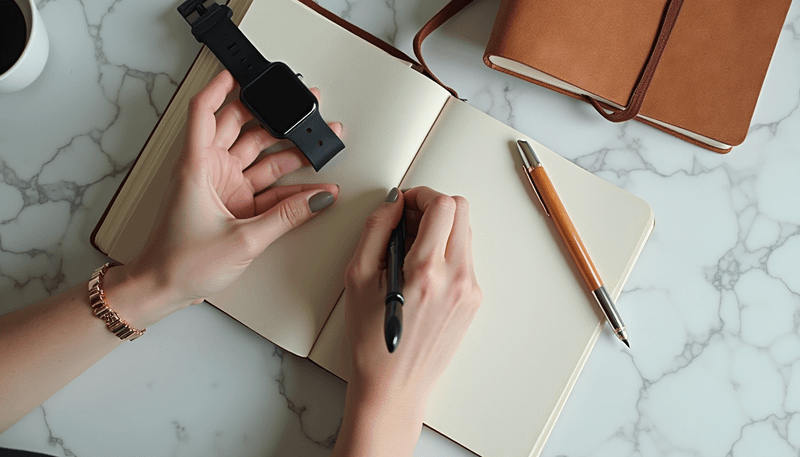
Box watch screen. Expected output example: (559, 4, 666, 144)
(241, 63, 317, 136)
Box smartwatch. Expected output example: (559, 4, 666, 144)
(178, 0, 344, 171)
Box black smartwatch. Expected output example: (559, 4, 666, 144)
(178, 0, 344, 171)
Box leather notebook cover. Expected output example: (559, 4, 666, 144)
(483, 0, 791, 152)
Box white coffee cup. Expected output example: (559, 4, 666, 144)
(0, 0, 50, 93)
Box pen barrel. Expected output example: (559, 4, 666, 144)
(386, 220, 405, 296)
(530, 167, 603, 291)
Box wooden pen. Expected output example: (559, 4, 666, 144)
(516, 140, 630, 348)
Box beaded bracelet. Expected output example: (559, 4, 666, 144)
(88, 262, 145, 341)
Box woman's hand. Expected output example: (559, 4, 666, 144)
(117, 70, 341, 326)
(1, 69, 342, 432)
(332, 186, 482, 457)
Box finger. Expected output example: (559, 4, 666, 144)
(445, 196, 472, 262)
(233, 121, 342, 173)
(403, 187, 456, 259)
(254, 183, 338, 215)
(229, 125, 283, 170)
(213, 99, 254, 150)
(349, 188, 405, 277)
(237, 188, 338, 253)
(187, 70, 237, 151)
(243, 148, 308, 193)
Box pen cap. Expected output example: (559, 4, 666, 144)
(516, 140, 541, 168)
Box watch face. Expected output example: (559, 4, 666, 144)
(241, 63, 317, 136)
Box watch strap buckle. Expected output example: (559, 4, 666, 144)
(178, 0, 227, 27)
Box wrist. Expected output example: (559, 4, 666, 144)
(349, 360, 436, 412)
(349, 375, 429, 420)
(333, 377, 427, 457)
(102, 263, 190, 329)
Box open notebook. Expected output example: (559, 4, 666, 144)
(91, 0, 655, 455)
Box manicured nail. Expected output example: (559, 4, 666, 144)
(309, 192, 335, 213)
(400, 188, 410, 193)
(385, 187, 399, 203)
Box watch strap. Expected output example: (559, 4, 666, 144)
(179, 1, 269, 87)
(286, 111, 344, 171)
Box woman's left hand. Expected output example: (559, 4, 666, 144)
(121, 70, 341, 324)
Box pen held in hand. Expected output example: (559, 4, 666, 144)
(385, 214, 406, 353)
(516, 140, 630, 348)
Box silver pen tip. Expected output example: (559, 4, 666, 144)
(615, 328, 630, 348)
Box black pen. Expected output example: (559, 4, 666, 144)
(384, 214, 405, 353)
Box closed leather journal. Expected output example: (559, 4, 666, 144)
(479, 0, 791, 153)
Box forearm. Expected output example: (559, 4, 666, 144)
(331, 378, 426, 457)
(0, 264, 181, 432)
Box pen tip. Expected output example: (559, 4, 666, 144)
(622, 339, 630, 349)
(385, 315, 402, 353)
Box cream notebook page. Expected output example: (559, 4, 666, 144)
(309, 98, 654, 457)
(98, 0, 450, 357)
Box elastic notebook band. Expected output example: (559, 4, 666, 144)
(584, 0, 684, 122)
(412, 0, 684, 122)
(412, 0, 473, 99)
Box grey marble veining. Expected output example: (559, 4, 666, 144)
(1, 0, 799, 456)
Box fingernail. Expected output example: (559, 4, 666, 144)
(400, 188, 410, 193)
(309, 192, 335, 213)
(385, 187, 399, 203)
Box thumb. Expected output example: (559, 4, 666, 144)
(240, 189, 337, 252)
(349, 187, 404, 275)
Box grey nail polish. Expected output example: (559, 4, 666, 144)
(385, 187, 399, 203)
(309, 192, 335, 213)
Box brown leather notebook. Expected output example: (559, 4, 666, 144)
(480, 0, 791, 153)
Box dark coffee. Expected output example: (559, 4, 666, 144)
(0, 0, 28, 74)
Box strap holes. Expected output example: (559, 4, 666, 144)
(306, 128, 312, 133)
(227, 43, 236, 50)
(318, 140, 323, 146)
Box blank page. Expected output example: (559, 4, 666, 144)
(310, 98, 654, 457)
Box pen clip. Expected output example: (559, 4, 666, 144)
(528, 172, 550, 217)
(516, 140, 550, 217)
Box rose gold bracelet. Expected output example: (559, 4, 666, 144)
(88, 262, 146, 341)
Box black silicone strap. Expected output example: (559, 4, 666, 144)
(180, 2, 269, 87)
(179, 0, 344, 170)
(286, 110, 344, 171)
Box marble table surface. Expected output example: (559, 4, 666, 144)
(2, 0, 799, 456)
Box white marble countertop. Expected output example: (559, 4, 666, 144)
(1, 0, 799, 456)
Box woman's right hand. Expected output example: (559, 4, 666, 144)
(332, 186, 482, 457)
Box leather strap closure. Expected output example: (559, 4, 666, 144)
(584, 0, 684, 122)
(296, 0, 425, 74)
(412, 0, 684, 122)
(412, 0, 475, 98)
